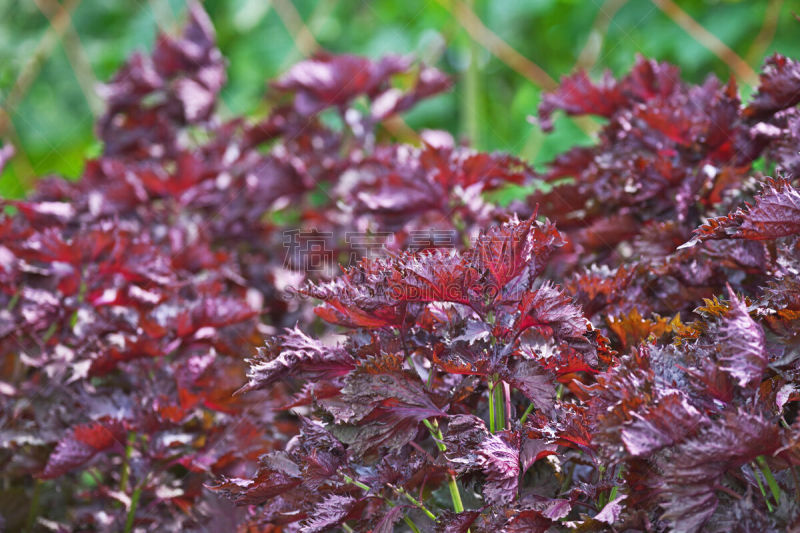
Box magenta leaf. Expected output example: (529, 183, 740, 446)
(40, 419, 127, 479)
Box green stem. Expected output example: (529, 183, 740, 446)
(343, 474, 424, 532)
(25, 479, 42, 533)
(424, 418, 466, 514)
(518, 385, 560, 438)
(597, 465, 607, 508)
(41, 321, 58, 342)
(342, 474, 372, 493)
(403, 517, 422, 533)
(390, 485, 437, 521)
(447, 477, 465, 513)
(423, 419, 445, 452)
(503, 382, 511, 429)
(757, 456, 782, 506)
(608, 466, 623, 502)
(123, 485, 142, 533)
(6, 291, 20, 311)
(488, 380, 496, 433)
(461, 0, 480, 145)
(752, 462, 773, 512)
(494, 380, 505, 431)
(560, 462, 576, 495)
(120, 431, 134, 492)
(519, 403, 535, 426)
(342, 524, 355, 533)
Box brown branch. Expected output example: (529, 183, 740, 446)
(273, 0, 321, 58)
(435, 0, 557, 91)
(745, 0, 783, 67)
(651, 0, 759, 87)
(576, 0, 629, 71)
(381, 115, 421, 144)
(305, 0, 339, 45)
(435, 0, 598, 136)
(0, 0, 82, 135)
(0, 0, 82, 186)
(33, 0, 102, 116)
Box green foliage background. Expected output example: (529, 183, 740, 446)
(1, 0, 798, 198)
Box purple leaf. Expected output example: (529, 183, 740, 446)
(372, 505, 406, 533)
(435, 510, 482, 533)
(300, 494, 360, 533)
(621, 393, 704, 456)
(237, 327, 355, 394)
(443, 414, 520, 506)
(744, 55, 800, 120)
(321, 354, 444, 455)
(594, 494, 626, 524)
(688, 178, 800, 244)
(715, 287, 767, 388)
(273, 53, 411, 115)
(40, 419, 126, 479)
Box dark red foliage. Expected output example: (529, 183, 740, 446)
(0, 2, 455, 529)
(40, 419, 127, 479)
(4, 3, 800, 532)
(744, 55, 800, 120)
(688, 177, 800, 242)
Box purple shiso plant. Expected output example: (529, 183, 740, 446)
(2, 3, 800, 532)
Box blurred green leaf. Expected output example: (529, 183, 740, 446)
(1, 0, 798, 196)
